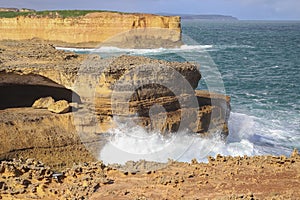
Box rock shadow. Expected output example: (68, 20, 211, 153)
(0, 84, 81, 110)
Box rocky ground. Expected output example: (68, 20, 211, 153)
(0, 40, 299, 199)
(0, 149, 299, 199)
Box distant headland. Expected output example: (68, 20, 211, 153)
(0, 8, 182, 48)
(0, 7, 35, 13)
(159, 13, 238, 21)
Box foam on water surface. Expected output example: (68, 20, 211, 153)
(100, 111, 298, 165)
(66, 21, 300, 164)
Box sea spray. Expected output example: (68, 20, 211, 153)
(100, 113, 256, 165)
(100, 111, 299, 165)
(71, 21, 300, 163)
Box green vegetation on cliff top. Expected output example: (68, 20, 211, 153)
(0, 10, 129, 18)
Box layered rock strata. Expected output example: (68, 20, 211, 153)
(88, 55, 230, 135)
(0, 40, 230, 167)
(0, 12, 182, 48)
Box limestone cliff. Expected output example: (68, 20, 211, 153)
(0, 12, 181, 48)
(0, 40, 230, 168)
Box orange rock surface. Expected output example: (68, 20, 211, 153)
(0, 12, 181, 48)
(0, 150, 299, 199)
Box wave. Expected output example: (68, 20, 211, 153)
(56, 44, 254, 56)
(215, 44, 255, 49)
(228, 112, 299, 156)
(57, 42, 297, 164)
(56, 45, 254, 58)
(99, 111, 297, 165)
(56, 44, 213, 54)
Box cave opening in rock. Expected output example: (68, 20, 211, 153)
(0, 73, 81, 110)
(0, 84, 81, 110)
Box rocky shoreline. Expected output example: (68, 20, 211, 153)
(0, 40, 299, 199)
(0, 40, 230, 169)
(0, 149, 299, 199)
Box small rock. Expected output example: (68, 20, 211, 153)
(48, 100, 70, 114)
(64, 54, 78, 60)
(207, 156, 215, 163)
(291, 148, 299, 158)
(52, 173, 64, 181)
(92, 183, 100, 192)
(31, 187, 37, 193)
(188, 173, 195, 178)
(25, 159, 34, 165)
(0, 181, 8, 191)
(21, 179, 31, 188)
(32, 97, 55, 109)
(191, 158, 198, 164)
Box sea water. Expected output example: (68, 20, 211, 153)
(62, 20, 300, 164)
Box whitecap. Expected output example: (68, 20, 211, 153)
(56, 44, 214, 55)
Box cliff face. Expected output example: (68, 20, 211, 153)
(0, 12, 181, 48)
(0, 40, 230, 168)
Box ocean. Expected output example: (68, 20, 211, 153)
(60, 20, 300, 164)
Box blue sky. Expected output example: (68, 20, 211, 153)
(1, 0, 300, 20)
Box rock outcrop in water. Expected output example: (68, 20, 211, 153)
(0, 12, 181, 48)
(88, 55, 230, 135)
(0, 40, 230, 168)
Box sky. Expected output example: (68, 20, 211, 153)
(1, 0, 300, 20)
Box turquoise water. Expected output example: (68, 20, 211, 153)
(64, 21, 300, 162)
(151, 21, 300, 156)
(182, 21, 300, 155)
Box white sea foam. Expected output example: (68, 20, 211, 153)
(100, 112, 253, 164)
(56, 44, 257, 57)
(56, 44, 213, 54)
(60, 42, 298, 164)
(215, 44, 255, 49)
(99, 111, 297, 165)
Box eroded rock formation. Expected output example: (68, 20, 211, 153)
(0, 12, 181, 48)
(0, 40, 230, 167)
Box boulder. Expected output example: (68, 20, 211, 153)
(48, 100, 70, 114)
(32, 96, 55, 109)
